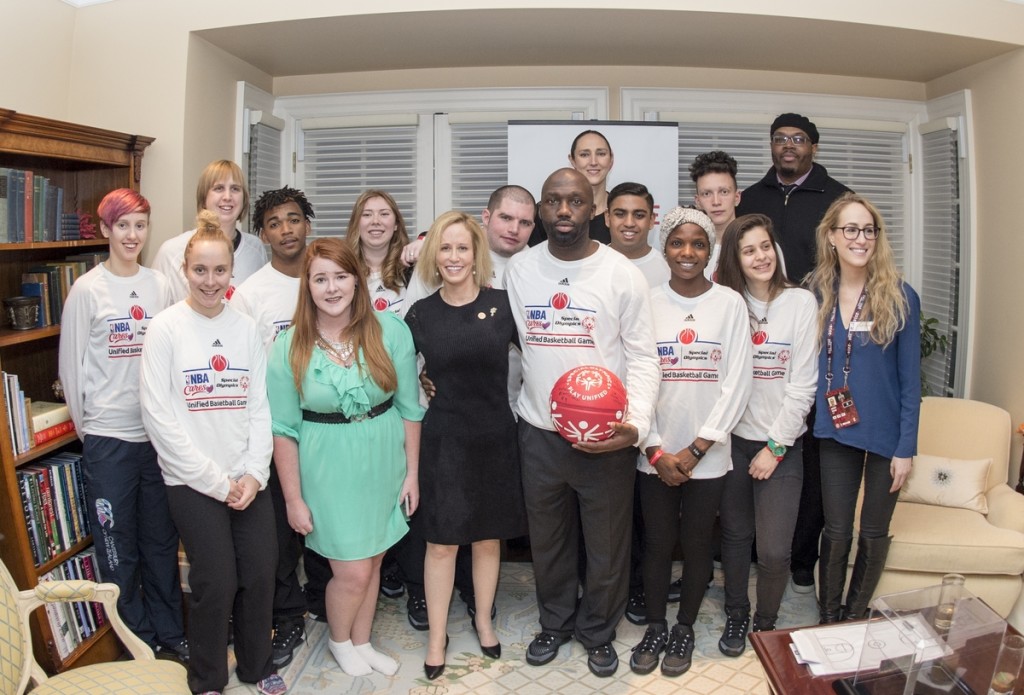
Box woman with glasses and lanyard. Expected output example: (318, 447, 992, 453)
(807, 192, 920, 624)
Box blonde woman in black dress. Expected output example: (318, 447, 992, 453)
(405, 211, 526, 680)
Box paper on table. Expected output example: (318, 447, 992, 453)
(791, 614, 951, 677)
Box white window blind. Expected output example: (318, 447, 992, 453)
(676, 123, 906, 267)
(245, 121, 282, 234)
(449, 122, 508, 217)
(301, 125, 419, 238)
(919, 126, 960, 396)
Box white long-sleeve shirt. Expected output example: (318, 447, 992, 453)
(139, 301, 272, 500)
(734, 287, 818, 446)
(229, 263, 300, 350)
(58, 264, 173, 442)
(151, 228, 268, 302)
(641, 282, 753, 478)
(504, 242, 660, 442)
(628, 247, 671, 288)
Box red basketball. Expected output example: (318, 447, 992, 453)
(225, 285, 236, 300)
(373, 297, 390, 312)
(549, 365, 628, 443)
(679, 328, 697, 344)
(209, 354, 228, 372)
(752, 330, 768, 345)
(551, 292, 570, 310)
(129, 304, 145, 321)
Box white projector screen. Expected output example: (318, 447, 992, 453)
(507, 120, 679, 246)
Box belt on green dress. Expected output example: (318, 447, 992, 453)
(301, 397, 393, 424)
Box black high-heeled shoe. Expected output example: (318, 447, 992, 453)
(423, 634, 449, 680)
(471, 615, 502, 659)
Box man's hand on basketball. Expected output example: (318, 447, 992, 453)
(573, 421, 638, 454)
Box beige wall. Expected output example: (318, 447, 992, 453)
(2, 1, 76, 118)
(927, 47, 1024, 471)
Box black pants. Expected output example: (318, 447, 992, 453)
(640, 471, 725, 626)
(519, 420, 634, 648)
(168, 485, 276, 693)
(790, 408, 823, 578)
(267, 462, 305, 626)
(82, 435, 184, 647)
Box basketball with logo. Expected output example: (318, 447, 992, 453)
(373, 297, 390, 312)
(549, 365, 628, 443)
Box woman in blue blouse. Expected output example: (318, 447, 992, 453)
(807, 192, 920, 623)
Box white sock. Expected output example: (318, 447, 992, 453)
(355, 642, 399, 676)
(328, 638, 372, 677)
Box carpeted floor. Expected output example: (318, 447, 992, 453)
(223, 561, 819, 694)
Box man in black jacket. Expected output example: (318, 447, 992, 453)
(736, 113, 851, 597)
(737, 113, 850, 285)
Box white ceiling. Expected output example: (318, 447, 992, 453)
(193, 9, 1021, 83)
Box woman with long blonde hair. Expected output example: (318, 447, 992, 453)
(806, 192, 920, 623)
(267, 238, 424, 677)
(346, 190, 412, 314)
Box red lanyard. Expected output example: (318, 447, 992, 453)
(825, 287, 867, 392)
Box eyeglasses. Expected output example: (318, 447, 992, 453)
(771, 134, 810, 146)
(833, 225, 880, 240)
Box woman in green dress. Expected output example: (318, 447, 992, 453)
(268, 238, 424, 677)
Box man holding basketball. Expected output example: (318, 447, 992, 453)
(504, 167, 660, 677)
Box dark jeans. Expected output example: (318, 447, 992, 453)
(720, 436, 803, 620)
(82, 435, 184, 647)
(168, 485, 276, 693)
(819, 438, 899, 542)
(639, 471, 725, 626)
(519, 420, 635, 648)
(267, 462, 305, 625)
(790, 408, 823, 577)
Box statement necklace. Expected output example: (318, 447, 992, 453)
(317, 329, 354, 363)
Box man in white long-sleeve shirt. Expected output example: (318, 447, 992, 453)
(504, 168, 660, 678)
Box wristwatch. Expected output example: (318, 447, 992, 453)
(766, 438, 787, 462)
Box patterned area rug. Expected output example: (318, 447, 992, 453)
(224, 561, 818, 694)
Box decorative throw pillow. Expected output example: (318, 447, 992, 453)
(899, 454, 991, 514)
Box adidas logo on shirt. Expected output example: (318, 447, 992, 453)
(759, 317, 768, 324)
(375, 284, 386, 292)
(558, 278, 570, 286)
(212, 339, 223, 347)
(129, 291, 139, 298)
(683, 314, 696, 321)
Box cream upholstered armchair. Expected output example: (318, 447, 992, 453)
(0, 558, 189, 695)
(854, 396, 1024, 617)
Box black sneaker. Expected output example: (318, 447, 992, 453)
(790, 569, 815, 594)
(718, 607, 750, 657)
(629, 623, 667, 675)
(667, 577, 682, 603)
(586, 642, 618, 677)
(525, 632, 570, 666)
(380, 570, 405, 599)
(154, 638, 189, 664)
(271, 622, 305, 668)
(661, 623, 694, 677)
(406, 591, 428, 631)
(625, 590, 647, 625)
(752, 614, 777, 633)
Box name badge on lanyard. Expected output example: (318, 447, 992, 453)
(824, 289, 867, 430)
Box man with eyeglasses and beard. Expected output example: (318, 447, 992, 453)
(736, 113, 851, 602)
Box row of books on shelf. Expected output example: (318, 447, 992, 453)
(3, 371, 75, 455)
(0, 167, 82, 243)
(40, 548, 108, 660)
(20, 253, 106, 327)
(15, 450, 90, 567)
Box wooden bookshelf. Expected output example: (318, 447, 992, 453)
(0, 109, 152, 673)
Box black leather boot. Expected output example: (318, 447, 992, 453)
(817, 535, 851, 624)
(843, 535, 892, 620)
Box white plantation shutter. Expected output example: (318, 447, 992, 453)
(245, 121, 282, 234)
(300, 124, 419, 238)
(676, 123, 907, 268)
(449, 122, 509, 216)
(919, 125, 961, 396)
